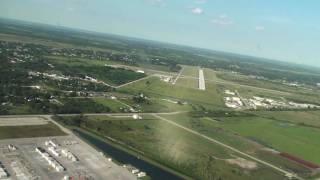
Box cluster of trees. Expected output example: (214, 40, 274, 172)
(132, 93, 150, 104)
(51, 62, 146, 86)
(56, 98, 111, 114)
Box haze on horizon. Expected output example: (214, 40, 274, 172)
(0, 0, 319, 67)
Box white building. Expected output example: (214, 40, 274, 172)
(36, 147, 65, 172)
(61, 149, 78, 162)
(131, 169, 139, 174)
(45, 140, 58, 148)
(132, 114, 142, 120)
(136, 70, 145, 74)
(224, 97, 243, 109)
(137, 172, 146, 178)
(224, 90, 236, 96)
(0, 166, 8, 179)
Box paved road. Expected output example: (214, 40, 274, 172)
(152, 114, 303, 180)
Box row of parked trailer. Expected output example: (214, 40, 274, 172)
(0, 162, 9, 179)
(45, 140, 78, 162)
(36, 147, 65, 172)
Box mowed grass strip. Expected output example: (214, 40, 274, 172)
(0, 122, 66, 139)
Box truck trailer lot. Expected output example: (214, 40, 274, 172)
(0, 136, 136, 180)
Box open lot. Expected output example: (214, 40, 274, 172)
(0, 122, 66, 140)
(0, 116, 48, 126)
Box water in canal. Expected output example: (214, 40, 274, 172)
(74, 129, 183, 180)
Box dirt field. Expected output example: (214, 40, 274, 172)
(0, 117, 48, 126)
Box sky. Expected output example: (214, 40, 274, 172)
(0, 0, 319, 67)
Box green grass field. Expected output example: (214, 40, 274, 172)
(119, 76, 225, 109)
(204, 115, 320, 164)
(180, 65, 198, 77)
(57, 115, 287, 180)
(175, 77, 198, 89)
(93, 98, 127, 112)
(0, 122, 66, 139)
(254, 110, 320, 128)
(121, 98, 192, 113)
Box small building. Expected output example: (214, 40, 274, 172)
(136, 70, 145, 74)
(8, 144, 17, 151)
(137, 172, 146, 178)
(132, 114, 142, 120)
(131, 169, 139, 174)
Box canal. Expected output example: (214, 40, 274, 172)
(74, 129, 184, 180)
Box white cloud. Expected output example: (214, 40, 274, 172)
(211, 19, 233, 25)
(194, 0, 207, 4)
(263, 16, 293, 24)
(67, 7, 75, 12)
(191, 7, 203, 15)
(145, 0, 166, 7)
(219, 14, 227, 19)
(255, 26, 265, 31)
(211, 14, 233, 26)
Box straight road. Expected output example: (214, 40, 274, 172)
(0, 111, 187, 119)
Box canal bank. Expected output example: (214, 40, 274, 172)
(73, 128, 187, 180)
